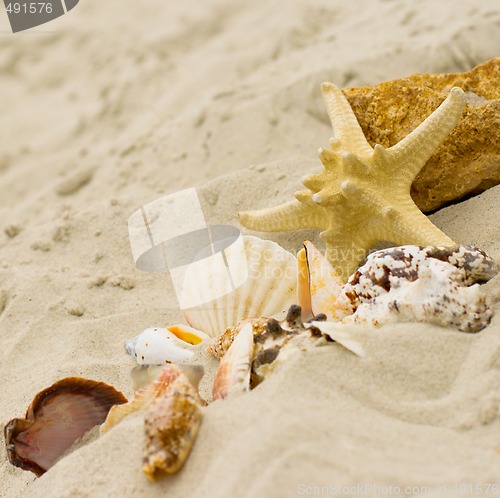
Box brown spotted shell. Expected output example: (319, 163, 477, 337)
(341, 245, 497, 332)
(142, 368, 203, 480)
(211, 305, 327, 399)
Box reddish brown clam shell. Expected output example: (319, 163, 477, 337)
(4, 377, 127, 477)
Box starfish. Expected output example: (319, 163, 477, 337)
(238, 83, 466, 281)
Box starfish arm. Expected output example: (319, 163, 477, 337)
(383, 87, 466, 184)
(383, 202, 455, 247)
(321, 198, 455, 280)
(321, 83, 373, 158)
(238, 199, 327, 232)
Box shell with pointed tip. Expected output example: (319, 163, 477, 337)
(182, 236, 297, 338)
(5, 378, 127, 476)
(209, 305, 320, 362)
(297, 240, 353, 321)
(125, 325, 209, 365)
(142, 368, 203, 480)
(101, 364, 203, 434)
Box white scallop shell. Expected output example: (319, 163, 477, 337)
(182, 236, 297, 337)
(125, 325, 209, 365)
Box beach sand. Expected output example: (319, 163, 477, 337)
(0, 1, 499, 497)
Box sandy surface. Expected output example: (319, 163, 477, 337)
(0, 1, 499, 497)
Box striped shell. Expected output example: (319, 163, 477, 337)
(182, 236, 297, 337)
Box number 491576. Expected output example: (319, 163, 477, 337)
(6, 3, 53, 14)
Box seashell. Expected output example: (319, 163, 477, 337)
(212, 323, 254, 400)
(423, 245, 497, 285)
(296, 247, 313, 319)
(211, 305, 364, 396)
(125, 325, 209, 365)
(182, 236, 298, 337)
(209, 305, 321, 362)
(340, 245, 497, 332)
(101, 364, 203, 434)
(309, 321, 366, 357)
(208, 317, 269, 360)
(142, 368, 203, 480)
(5, 378, 127, 476)
(297, 240, 352, 321)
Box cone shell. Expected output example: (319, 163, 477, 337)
(5, 378, 126, 476)
(143, 371, 202, 479)
(183, 236, 297, 337)
(101, 364, 203, 434)
(125, 325, 209, 365)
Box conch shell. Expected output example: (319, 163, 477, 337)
(297, 240, 351, 320)
(101, 364, 203, 434)
(297, 241, 497, 333)
(4, 378, 126, 476)
(341, 245, 498, 332)
(124, 325, 209, 365)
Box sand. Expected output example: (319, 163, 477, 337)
(1, 0, 499, 497)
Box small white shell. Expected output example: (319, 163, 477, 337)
(125, 325, 209, 365)
(182, 236, 297, 337)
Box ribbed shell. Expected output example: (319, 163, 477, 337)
(5, 378, 126, 476)
(182, 236, 297, 337)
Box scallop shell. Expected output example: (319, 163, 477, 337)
(182, 236, 297, 337)
(5, 378, 127, 476)
(125, 325, 209, 365)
